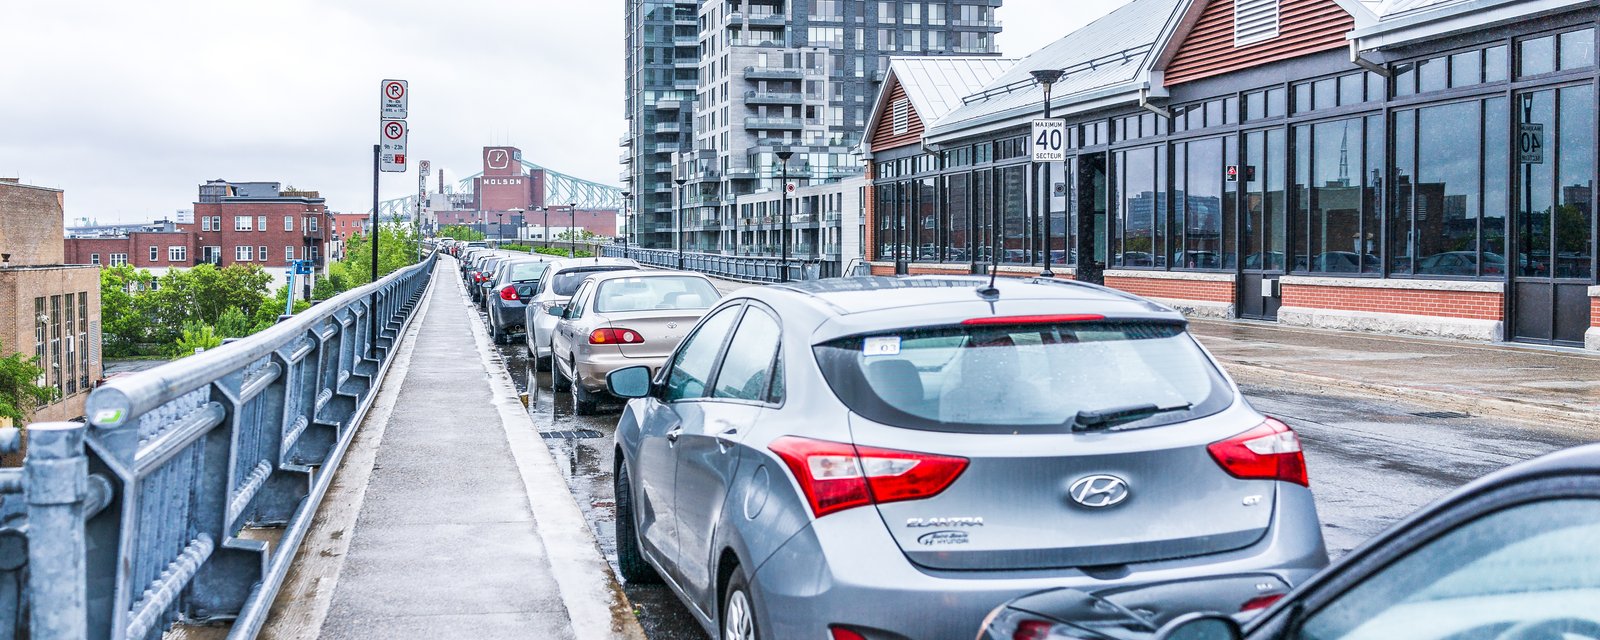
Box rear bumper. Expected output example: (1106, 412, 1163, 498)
(748, 484, 1327, 640)
(573, 353, 666, 393)
(491, 300, 527, 331)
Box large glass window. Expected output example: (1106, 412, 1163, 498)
(974, 170, 994, 264)
(1115, 146, 1159, 268)
(1392, 97, 1508, 278)
(875, 182, 895, 260)
(916, 177, 937, 261)
(1243, 130, 1288, 271)
(1293, 118, 1378, 274)
(1174, 138, 1226, 270)
(946, 173, 971, 263)
(999, 166, 1028, 264)
(1517, 87, 1596, 280)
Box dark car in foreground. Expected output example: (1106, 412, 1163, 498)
(1152, 442, 1600, 640)
(605, 275, 1327, 640)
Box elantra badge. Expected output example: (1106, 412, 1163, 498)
(1069, 475, 1130, 508)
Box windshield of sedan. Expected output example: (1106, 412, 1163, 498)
(595, 276, 718, 313)
(813, 321, 1230, 433)
(551, 266, 638, 296)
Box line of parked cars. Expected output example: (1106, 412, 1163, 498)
(438, 238, 1600, 640)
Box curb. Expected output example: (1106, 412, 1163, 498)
(1221, 360, 1597, 435)
(458, 271, 650, 640)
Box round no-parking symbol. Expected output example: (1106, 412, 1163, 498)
(385, 81, 405, 101)
(384, 121, 405, 140)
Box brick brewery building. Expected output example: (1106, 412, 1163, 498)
(862, 0, 1600, 351)
(432, 147, 618, 239)
(0, 179, 103, 423)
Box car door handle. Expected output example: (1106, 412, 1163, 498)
(666, 428, 683, 444)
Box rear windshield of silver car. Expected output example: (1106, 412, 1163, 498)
(595, 276, 718, 312)
(813, 321, 1231, 434)
(551, 266, 638, 296)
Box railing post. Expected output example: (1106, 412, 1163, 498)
(25, 422, 90, 639)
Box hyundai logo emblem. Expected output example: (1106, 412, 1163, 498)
(1069, 474, 1130, 508)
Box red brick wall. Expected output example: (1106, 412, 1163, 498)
(1105, 275, 1235, 303)
(863, 163, 877, 261)
(870, 263, 894, 276)
(64, 232, 195, 268)
(185, 201, 325, 268)
(1282, 284, 1503, 320)
(1591, 295, 1599, 328)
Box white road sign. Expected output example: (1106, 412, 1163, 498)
(381, 79, 408, 119)
(1032, 119, 1066, 162)
(380, 119, 408, 172)
(1519, 123, 1544, 164)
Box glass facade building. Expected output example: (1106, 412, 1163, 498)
(865, 0, 1600, 349)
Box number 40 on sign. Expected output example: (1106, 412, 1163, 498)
(1032, 119, 1066, 162)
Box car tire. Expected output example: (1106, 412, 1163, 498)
(614, 461, 661, 584)
(490, 320, 504, 344)
(721, 569, 761, 640)
(551, 355, 572, 392)
(571, 365, 598, 416)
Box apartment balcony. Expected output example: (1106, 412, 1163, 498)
(823, 210, 843, 224)
(619, 152, 632, 164)
(654, 99, 683, 111)
(653, 143, 681, 155)
(652, 162, 674, 173)
(743, 66, 806, 81)
(619, 170, 632, 183)
(724, 167, 759, 180)
(744, 116, 803, 131)
(951, 19, 1003, 30)
(673, 79, 699, 91)
(652, 182, 673, 193)
(744, 91, 804, 105)
(673, 35, 698, 47)
(654, 122, 681, 134)
(674, 59, 699, 70)
(823, 244, 841, 257)
(620, 134, 633, 146)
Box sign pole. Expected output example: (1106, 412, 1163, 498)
(370, 143, 380, 348)
(285, 271, 296, 316)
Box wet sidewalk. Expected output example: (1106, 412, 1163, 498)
(265, 264, 642, 640)
(1189, 320, 1600, 433)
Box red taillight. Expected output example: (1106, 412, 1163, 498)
(829, 627, 867, 640)
(589, 328, 644, 344)
(961, 314, 1105, 326)
(1013, 620, 1055, 640)
(1207, 417, 1309, 486)
(768, 436, 968, 518)
(499, 285, 519, 301)
(1240, 594, 1285, 612)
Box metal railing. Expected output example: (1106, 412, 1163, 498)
(1, 253, 437, 639)
(601, 245, 806, 283)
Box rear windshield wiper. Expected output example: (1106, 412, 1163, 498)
(1070, 403, 1192, 432)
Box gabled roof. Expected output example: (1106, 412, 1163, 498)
(863, 56, 1017, 152)
(1353, 0, 1589, 51)
(924, 0, 1185, 142)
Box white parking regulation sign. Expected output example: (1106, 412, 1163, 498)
(381, 79, 408, 119)
(380, 119, 407, 172)
(1032, 119, 1066, 162)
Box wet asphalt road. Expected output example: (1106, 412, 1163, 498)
(473, 305, 1591, 640)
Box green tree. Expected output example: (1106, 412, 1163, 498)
(215, 307, 253, 338)
(251, 286, 312, 331)
(332, 223, 420, 288)
(0, 342, 57, 424)
(99, 264, 158, 356)
(172, 322, 223, 357)
(439, 225, 485, 241)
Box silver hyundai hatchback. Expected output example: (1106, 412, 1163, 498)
(606, 276, 1328, 640)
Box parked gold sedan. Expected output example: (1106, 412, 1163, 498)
(548, 270, 722, 414)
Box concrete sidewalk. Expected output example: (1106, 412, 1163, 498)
(1189, 320, 1600, 432)
(265, 264, 643, 640)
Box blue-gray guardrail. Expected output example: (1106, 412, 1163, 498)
(0, 252, 436, 639)
(599, 245, 805, 283)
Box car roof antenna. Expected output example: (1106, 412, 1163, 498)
(976, 243, 1000, 300)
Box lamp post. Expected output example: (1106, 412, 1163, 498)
(776, 149, 793, 283)
(621, 190, 631, 258)
(673, 177, 687, 269)
(569, 202, 578, 257)
(1030, 68, 1065, 279)
(539, 206, 550, 250)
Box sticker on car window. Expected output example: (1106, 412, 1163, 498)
(863, 336, 902, 357)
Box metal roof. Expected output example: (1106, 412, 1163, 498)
(925, 0, 1184, 140)
(891, 57, 1019, 125)
(1374, 0, 1467, 18)
(1352, 0, 1589, 50)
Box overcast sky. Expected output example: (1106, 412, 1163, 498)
(0, 0, 1132, 224)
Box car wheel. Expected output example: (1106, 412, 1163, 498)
(551, 355, 572, 392)
(613, 461, 661, 584)
(490, 321, 504, 344)
(721, 570, 760, 640)
(571, 363, 598, 416)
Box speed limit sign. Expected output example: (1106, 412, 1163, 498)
(1032, 119, 1066, 162)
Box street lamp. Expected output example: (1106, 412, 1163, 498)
(621, 190, 632, 258)
(507, 208, 524, 246)
(776, 149, 793, 283)
(538, 206, 550, 249)
(1030, 68, 1065, 279)
(673, 177, 687, 269)
(569, 202, 578, 258)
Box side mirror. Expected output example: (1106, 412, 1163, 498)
(1155, 613, 1244, 640)
(546, 305, 567, 317)
(607, 366, 653, 399)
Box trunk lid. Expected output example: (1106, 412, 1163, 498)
(597, 311, 708, 359)
(850, 412, 1276, 571)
